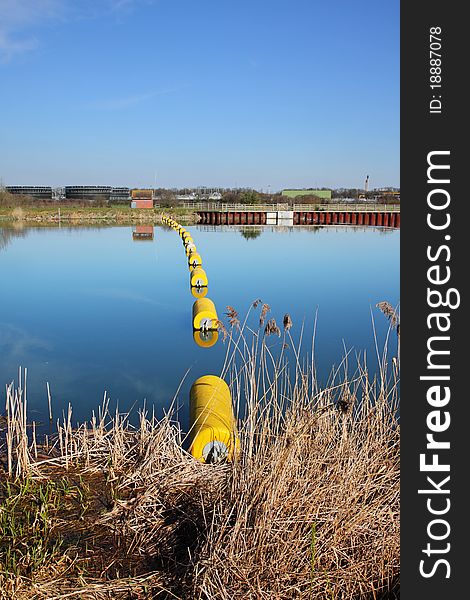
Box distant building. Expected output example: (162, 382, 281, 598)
(6, 186, 53, 200)
(281, 189, 332, 200)
(65, 186, 111, 201)
(110, 187, 130, 202)
(175, 187, 224, 201)
(373, 190, 400, 202)
(130, 189, 154, 209)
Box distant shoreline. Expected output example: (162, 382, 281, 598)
(0, 205, 199, 225)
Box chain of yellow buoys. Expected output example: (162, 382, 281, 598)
(160, 213, 239, 464)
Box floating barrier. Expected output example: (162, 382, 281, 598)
(188, 253, 203, 269)
(189, 375, 239, 463)
(193, 298, 218, 330)
(193, 329, 218, 348)
(190, 266, 208, 288)
(161, 214, 218, 337)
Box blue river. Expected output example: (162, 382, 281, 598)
(0, 223, 399, 430)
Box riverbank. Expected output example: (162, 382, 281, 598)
(1, 321, 400, 599)
(0, 205, 199, 225)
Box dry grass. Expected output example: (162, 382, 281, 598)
(11, 207, 25, 221)
(1, 309, 399, 599)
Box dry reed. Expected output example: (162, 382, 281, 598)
(1, 311, 399, 599)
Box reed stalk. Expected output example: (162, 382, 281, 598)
(1, 312, 399, 599)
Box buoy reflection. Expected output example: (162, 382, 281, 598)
(191, 285, 208, 299)
(193, 329, 219, 348)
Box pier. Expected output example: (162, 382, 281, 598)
(193, 203, 400, 228)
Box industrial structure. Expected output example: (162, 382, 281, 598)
(65, 186, 112, 201)
(197, 206, 400, 228)
(5, 186, 53, 200)
(62, 186, 134, 202)
(2, 184, 399, 205)
(175, 188, 223, 201)
(372, 189, 400, 202)
(130, 189, 154, 209)
(110, 187, 130, 202)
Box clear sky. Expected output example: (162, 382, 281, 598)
(0, 0, 399, 190)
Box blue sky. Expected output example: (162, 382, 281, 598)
(0, 0, 399, 190)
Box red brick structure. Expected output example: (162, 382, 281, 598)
(131, 189, 154, 209)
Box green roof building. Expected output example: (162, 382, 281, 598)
(281, 189, 332, 200)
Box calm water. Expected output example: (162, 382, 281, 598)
(0, 224, 399, 429)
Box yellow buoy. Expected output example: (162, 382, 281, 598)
(185, 243, 197, 257)
(183, 236, 194, 247)
(193, 329, 218, 348)
(188, 253, 202, 269)
(192, 298, 218, 330)
(189, 375, 239, 463)
(190, 266, 208, 288)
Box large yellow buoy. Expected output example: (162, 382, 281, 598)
(193, 298, 218, 330)
(193, 329, 218, 348)
(189, 375, 239, 463)
(188, 253, 202, 269)
(190, 266, 208, 288)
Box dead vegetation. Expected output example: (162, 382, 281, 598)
(1, 306, 399, 599)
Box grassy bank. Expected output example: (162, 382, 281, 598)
(0, 205, 199, 225)
(1, 310, 400, 599)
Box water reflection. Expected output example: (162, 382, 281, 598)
(193, 329, 219, 348)
(132, 225, 154, 241)
(0, 224, 28, 252)
(240, 227, 262, 240)
(0, 224, 399, 426)
(199, 224, 390, 235)
(191, 286, 208, 299)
